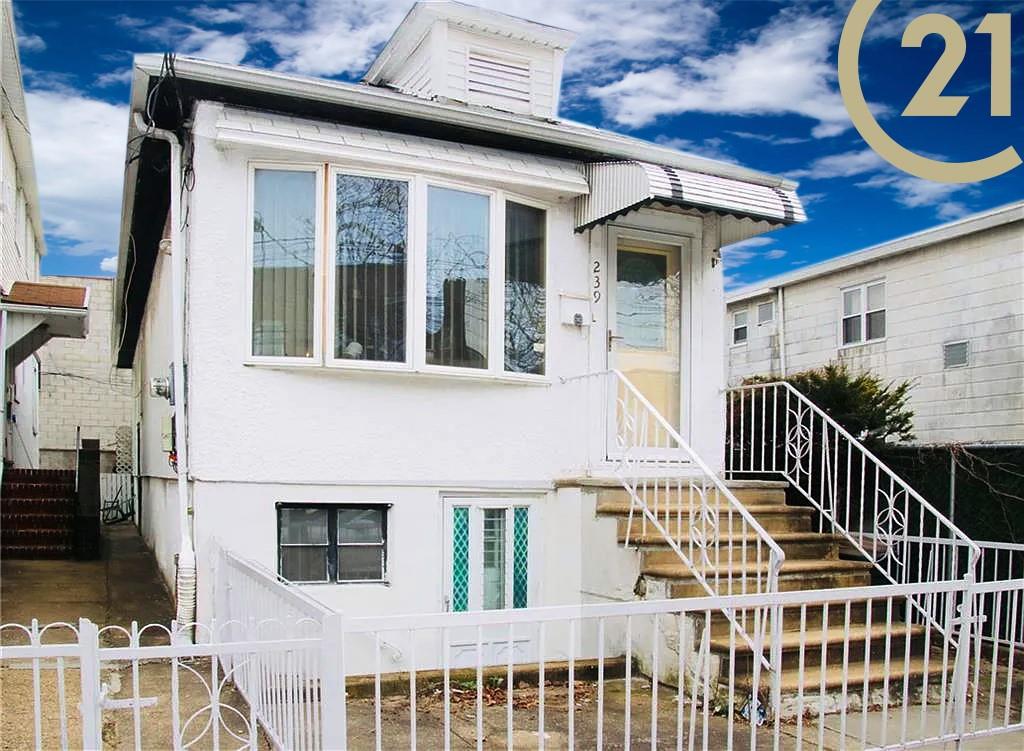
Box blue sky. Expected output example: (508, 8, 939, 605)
(12, 0, 1024, 287)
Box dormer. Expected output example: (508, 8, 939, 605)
(363, 2, 577, 119)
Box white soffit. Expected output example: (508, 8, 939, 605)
(576, 161, 806, 232)
(212, 106, 589, 196)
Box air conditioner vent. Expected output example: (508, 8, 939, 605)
(466, 50, 531, 106)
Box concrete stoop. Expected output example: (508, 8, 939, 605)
(590, 478, 945, 718)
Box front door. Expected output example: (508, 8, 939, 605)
(444, 500, 533, 667)
(608, 235, 685, 451)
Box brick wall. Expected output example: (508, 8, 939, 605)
(38, 276, 134, 463)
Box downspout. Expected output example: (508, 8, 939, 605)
(776, 286, 787, 377)
(132, 112, 196, 631)
(0, 309, 7, 488)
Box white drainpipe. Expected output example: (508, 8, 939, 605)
(777, 286, 787, 377)
(132, 113, 196, 631)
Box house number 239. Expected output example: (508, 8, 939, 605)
(903, 13, 1012, 117)
(592, 260, 601, 303)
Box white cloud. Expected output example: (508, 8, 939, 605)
(100, 256, 118, 273)
(95, 69, 133, 88)
(589, 12, 849, 138)
(17, 33, 46, 53)
(24, 90, 127, 257)
(721, 236, 773, 268)
(765, 248, 787, 260)
(179, 29, 249, 64)
(729, 131, 809, 146)
(654, 135, 735, 164)
(789, 148, 886, 180)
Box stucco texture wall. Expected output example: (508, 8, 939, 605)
(38, 276, 134, 467)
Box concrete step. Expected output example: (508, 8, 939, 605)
(742, 656, 932, 695)
(1, 511, 75, 529)
(608, 506, 817, 536)
(597, 483, 788, 510)
(1, 497, 77, 514)
(712, 624, 929, 674)
(652, 559, 875, 598)
(706, 601, 875, 639)
(2, 468, 75, 483)
(1, 482, 76, 499)
(638, 533, 843, 565)
(1, 543, 75, 559)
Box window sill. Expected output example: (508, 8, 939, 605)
(243, 359, 552, 386)
(295, 579, 391, 587)
(838, 337, 887, 351)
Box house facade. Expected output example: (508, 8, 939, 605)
(114, 3, 804, 644)
(726, 203, 1024, 445)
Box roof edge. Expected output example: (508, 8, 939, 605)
(726, 200, 1024, 304)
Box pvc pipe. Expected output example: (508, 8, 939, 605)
(776, 286, 786, 377)
(132, 113, 196, 632)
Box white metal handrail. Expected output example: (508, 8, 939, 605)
(726, 382, 981, 638)
(568, 370, 786, 669)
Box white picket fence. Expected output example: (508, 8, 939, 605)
(2, 548, 1022, 750)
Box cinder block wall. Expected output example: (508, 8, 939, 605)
(38, 276, 134, 469)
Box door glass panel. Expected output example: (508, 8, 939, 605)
(482, 509, 506, 610)
(451, 506, 470, 612)
(614, 241, 682, 431)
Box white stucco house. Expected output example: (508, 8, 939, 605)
(113, 2, 807, 644)
(726, 202, 1024, 445)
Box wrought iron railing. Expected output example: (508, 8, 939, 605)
(726, 382, 981, 638)
(566, 370, 786, 667)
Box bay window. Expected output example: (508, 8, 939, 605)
(248, 164, 548, 378)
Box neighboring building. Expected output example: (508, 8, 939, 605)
(113, 1, 806, 639)
(726, 202, 1024, 445)
(38, 276, 134, 471)
(0, 0, 88, 472)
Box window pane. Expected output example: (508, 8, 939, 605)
(338, 508, 384, 543)
(867, 282, 885, 311)
(338, 545, 384, 581)
(281, 546, 328, 582)
(734, 310, 748, 326)
(617, 251, 668, 349)
(505, 202, 546, 375)
(252, 169, 316, 357)
(335, 175, 408, 362)
(482, 509, 506, 610)
(733, 326, 747, 344)
(280, 508, 328, 544)
(426, 186, 490, 369)
(842, 315, 862, 344)
(757, 301, 774, 324)
(843, 289, 861, 317)
(866, 310, 886, 340)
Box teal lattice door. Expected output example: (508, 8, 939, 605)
(445, 501, 533, 667)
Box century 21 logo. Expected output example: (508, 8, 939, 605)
(839, 0, 1020, 184)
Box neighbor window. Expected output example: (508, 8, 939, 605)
(757, 300, 775, 325)
(732, 310, 749, 344)
(504, 201, 546, 375)
(251, 168, 318, 358)
(944, 340, 969, 369)
(278, 504, 388, 583)
(841, 281, 885, 345)
(333, 173, 409, 363)
(425, 186, 490, 369)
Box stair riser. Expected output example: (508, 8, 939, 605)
(707, 605, 873, 638)
(2, 469, 75, 483)
(616, 512, 814, 537)
(723, 635, 929, 675)
(2, 545, 75, 559)
(1, 498, 77, 514)
(598, 486, 788, 509)
(641, 540, 838, 566)
(2, 483, 76, 499)
(1, 512, 75, 529)
(2, 528, 75, 545)
(666, 571, 873, 599)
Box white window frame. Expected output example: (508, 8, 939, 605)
(757, 300, 774, 325)
(244, 162, 551, 382)
(326, 165, 416, 373)
(244, 162, 325, 366)
(943, 340, 970, 369)
(732, 309, 749, 346)
(840, 279, 886, 347)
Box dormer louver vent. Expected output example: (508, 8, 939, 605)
(466, 50, 531, 111)
(364, 2, 577, 119)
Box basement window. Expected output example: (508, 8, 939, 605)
(278, 503, 389, 583)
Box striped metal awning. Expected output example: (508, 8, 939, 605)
(575, 161, 805, 232)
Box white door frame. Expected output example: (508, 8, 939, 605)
(605, 225, 694, 459)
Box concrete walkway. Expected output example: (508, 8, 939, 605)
(0, 522, 174, 630)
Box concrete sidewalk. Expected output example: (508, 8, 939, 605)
(0, 522, 174, 631)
